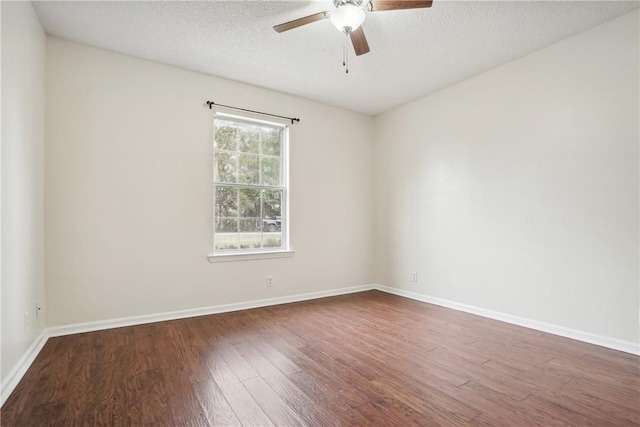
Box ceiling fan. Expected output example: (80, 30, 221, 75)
(273, 0, 433, 63)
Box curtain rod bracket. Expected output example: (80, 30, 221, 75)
(206, 101, 300, 125)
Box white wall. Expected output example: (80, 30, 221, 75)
(374, 10, 639, 345)
(1, 1, 47, 383)
(45, 38, 374, 326)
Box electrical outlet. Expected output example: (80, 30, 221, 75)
(411, 272, 418, 282)
(267, 276, 273, 287)
(24, 312, 30, 332)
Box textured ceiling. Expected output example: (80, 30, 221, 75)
(33, 1, 639, 115)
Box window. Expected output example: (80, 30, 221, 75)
(212, 113, 290, 258)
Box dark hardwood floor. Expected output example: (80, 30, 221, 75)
(2, 290, 639, 426)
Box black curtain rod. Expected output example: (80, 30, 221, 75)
(206, 101, 300, 125)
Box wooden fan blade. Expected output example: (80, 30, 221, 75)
(350, 27, 370, 56)
(273, 12, 329, 33)
(369, 0, 433, 12)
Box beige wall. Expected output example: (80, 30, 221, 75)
(45, 38, 374, 326)
(1, 1, 47, 383)
(373, 10, 639, 344)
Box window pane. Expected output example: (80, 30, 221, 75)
(239, 154, 259, 185)
(239, 219, 262, 249)
(239, 124, 260, 154)
(240, 233, 263, 250)
(214, 226, 238, 251)
(215, 218, 237, 233)
(262, 189, 282, 220)
(215, 217, 238, 251)
(215, 152, 237, 183)
(262, 128, 281, 156)
(239, 218, 261, 250)
(263, 233, 282, 249)
(215, 186, 237, 218)
(239, 188, 260, 218)
(239, 218, 261, 232)
(214, 120, 237, 151)
(261, 156, 281, 186)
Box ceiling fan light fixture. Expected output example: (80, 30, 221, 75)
(330, 4, 365, 33)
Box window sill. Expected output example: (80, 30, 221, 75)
(208, 250, 295, 263)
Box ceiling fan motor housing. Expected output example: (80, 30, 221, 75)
(333, 0, 367, 7)
(331, 0, 367, 33)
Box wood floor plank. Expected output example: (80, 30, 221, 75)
(555, 379, 640, 425)
(286, 369, 371, 424)
(167, 321, 212, 384)
(457, 380, 570, 426)
(482, 357, 572, 391)
(277, 345, 370, 409)
(248, 336, 302, 376)
(371, 372, 481, 424)
(46, 333, 94, 425)
(429, 340, 492, 366)
(459, 381, 533, 425)
(308, 338, 384, 382)
(560, 375, 640, 412)
(204, 349, 273, 427)
(77, 333, 121, 426)
(246, 309, 310, 349)
(234, 342, 341, 426)
(383, 347, 472, 386)
(167, 393, 210, 426)
(578, 347, 640, 367)
(193, 379, 242, 427)
(520, 392, 609, 426)
(529, 386, 637, 426)
(133, 323, 165, 371)
(216, 311, 263, 345)
(296, 345, 388, 404)
(428, 347, 532, 400)
(213, 341, 260, 382)
(0, 339, 64, 422)
(112, 343, 138, 424)
(125, 368, 171, 425)
(355, 400, 425, 427)
(548, 355, 640, 388)
(2, 291, 638, 426)
(242, 376, 304, 426)
(12, 401, 68, 427)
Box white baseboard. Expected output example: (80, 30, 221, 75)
(1, 330, 48, 406)
(47, 284, 375, 337)
(375, 284, 640, 356)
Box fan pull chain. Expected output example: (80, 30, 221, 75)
(344, 31, 349, 74)
(342, 33, 346, 67)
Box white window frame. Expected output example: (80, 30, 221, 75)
(208, 111, 294, 262)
